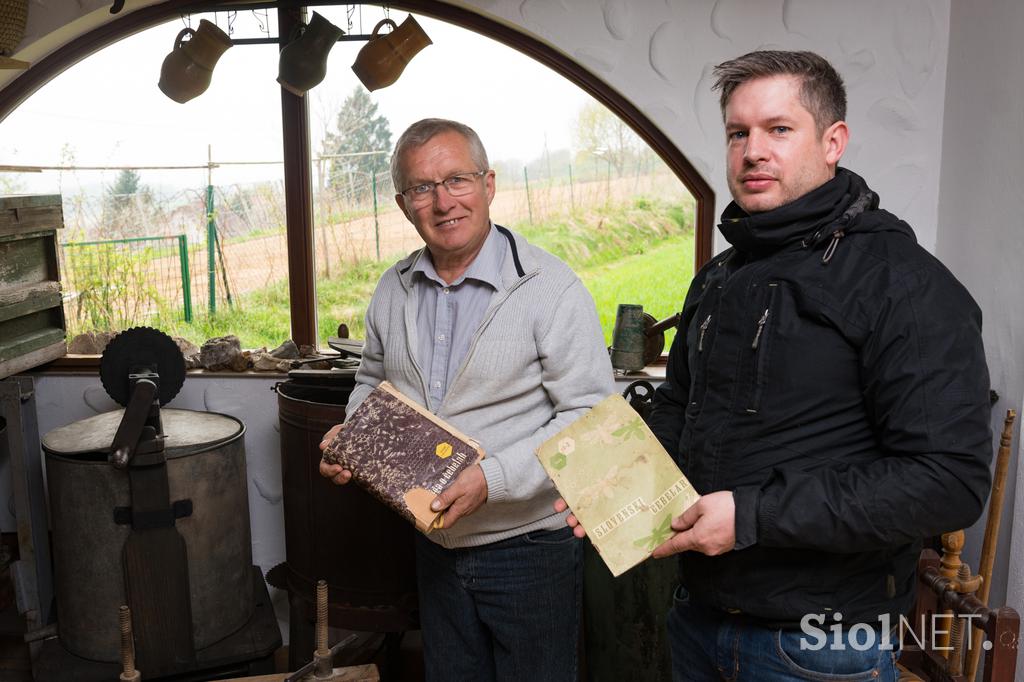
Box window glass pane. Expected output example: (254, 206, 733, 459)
(0, 4, 697, 363)
(0, 11, 287, 350)
(310, 9, 694, 355)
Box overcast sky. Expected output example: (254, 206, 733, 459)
(0, 8, 593, 194)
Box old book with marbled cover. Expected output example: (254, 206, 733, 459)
(323, 381, 484, 533)
(536, 394, 700, 577)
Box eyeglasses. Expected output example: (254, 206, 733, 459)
(400, 170, 488, 206)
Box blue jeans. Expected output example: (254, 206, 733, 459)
(414, 526, 582, 682)
(668, 586, 899, 681)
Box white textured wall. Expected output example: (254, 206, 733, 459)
(451, 0, 951, 253)
(937, 0, 1024, 618)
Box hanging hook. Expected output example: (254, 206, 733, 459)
(252, 8, 268, 36)
(346, 4, 357, 34)
(109, 0, 125, 13)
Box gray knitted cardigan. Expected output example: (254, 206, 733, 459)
(346, 225, 615, 548)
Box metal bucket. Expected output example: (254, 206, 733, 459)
(42, 408, 253, 663)
(275, 377, 417, 632)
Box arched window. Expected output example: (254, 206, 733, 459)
(0, 2, 713, 354)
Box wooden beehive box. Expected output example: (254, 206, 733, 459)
(0, 194, 67, 380)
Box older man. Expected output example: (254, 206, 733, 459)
(561, 51, 992, 681)
(320, 118, 613, 681)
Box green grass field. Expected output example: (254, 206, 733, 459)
(148, 196, 695, 351)
(580, 235, 693, 348)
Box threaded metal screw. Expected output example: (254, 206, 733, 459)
(119, 605, 141, 681)
(316, 579, 328, 655)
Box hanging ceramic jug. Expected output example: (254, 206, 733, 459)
(277, 12, 345, 96)
(351, 16, 432, 92)
(158, 19, 232, 104)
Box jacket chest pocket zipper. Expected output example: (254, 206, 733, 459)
(698, 314, 712, 352)
(687, 313, 714, 410)
(746, 284, 778, 413)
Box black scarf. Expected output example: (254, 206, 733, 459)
(718, 168, 876, 259)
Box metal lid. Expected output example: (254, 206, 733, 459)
(42, 408, 244, 459)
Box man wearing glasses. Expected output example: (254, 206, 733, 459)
(320, 118, 613, 681)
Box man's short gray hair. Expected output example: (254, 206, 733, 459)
(390, 118, 490, 192)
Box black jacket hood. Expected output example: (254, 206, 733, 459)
(718, 168, 914, 260)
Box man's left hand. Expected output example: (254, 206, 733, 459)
(651, 491, 736, 558)
(430, 464, 488, 529)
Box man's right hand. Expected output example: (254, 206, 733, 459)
(554, 498, 586, 539)
(318, 423, 352, 485)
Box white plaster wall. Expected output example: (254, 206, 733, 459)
(27, 373, 293, 636)
(450, 0, 951, 253)
(937, 0, 1024, 617)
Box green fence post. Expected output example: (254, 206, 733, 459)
(523, 166, 533, 224)
(372, 172, 380, 261)
(178, 234, 193, 323)
(206, 183, 216, 314)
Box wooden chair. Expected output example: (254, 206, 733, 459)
(898, 542, 1019, 681)
(898, 410, 1020, 682)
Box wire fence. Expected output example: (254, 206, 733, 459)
(10, 152, 691, 346)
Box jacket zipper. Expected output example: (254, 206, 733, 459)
(438, 271, 538, 414)
(751, 309, 769, 350)
(404, 290, 432, 407)
(747, 283, 778, 413)
(698, 315, 712, 352)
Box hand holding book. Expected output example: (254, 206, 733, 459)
(648, 491, 735, 558)
(427, 463, 488, 528)
(319, 423, 352, 485)
(554, 491, 734, 558)
(553, 497, 586, 539)
(537, 394, 701, 576)
(320, 382, 485, 533)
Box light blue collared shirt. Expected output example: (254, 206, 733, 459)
(411, 224, 506, 406)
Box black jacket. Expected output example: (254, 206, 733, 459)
(649, 168, 992, 625)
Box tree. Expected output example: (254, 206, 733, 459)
(322, 87, 393, 196)
(102, 168, 150, 237)
(572, 102, 642, 177)
(105, 168, 141, 212)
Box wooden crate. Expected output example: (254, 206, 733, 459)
(0, 195, 66, 380)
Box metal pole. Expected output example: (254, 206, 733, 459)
(206, 144, 216, 315)
(569, 163, 575, 212)
(372, 171, 380, 261)
(318, 157, 329, 279)
(523, 166, 533, 224)
(178, 234, 192, 322)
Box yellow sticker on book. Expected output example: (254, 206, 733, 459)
(436, 442, 453, 459)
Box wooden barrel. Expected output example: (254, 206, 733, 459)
(275, 374, 417, 666)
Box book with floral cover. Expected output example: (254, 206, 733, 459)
(536, 393, 700, 577)
(323, 381, 485, 533)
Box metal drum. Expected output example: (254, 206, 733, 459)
(42, 408, 252, 663)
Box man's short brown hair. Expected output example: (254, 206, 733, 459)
(712, 50, 847, 134)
